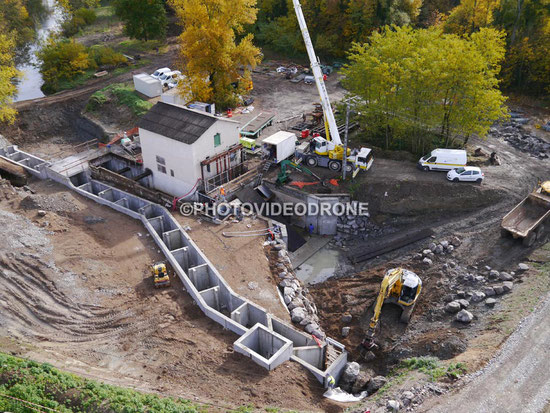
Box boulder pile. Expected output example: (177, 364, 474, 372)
(489, 119, 550, 159)
(269, 238, 325, 339)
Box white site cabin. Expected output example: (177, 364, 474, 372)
(139, 102, 241, 197)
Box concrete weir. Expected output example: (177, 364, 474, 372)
(0, 145, 348, 387)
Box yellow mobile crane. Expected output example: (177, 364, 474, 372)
(361, 268, 422, 351)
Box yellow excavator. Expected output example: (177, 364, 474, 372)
(361, 268, 422, 352)
(151, 262, 171, 288)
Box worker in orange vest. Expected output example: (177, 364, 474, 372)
(220, 186, 226, 202)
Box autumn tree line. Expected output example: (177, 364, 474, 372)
(0, 0, 548, 155)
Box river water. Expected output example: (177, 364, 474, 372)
(14, 0, 63, 102)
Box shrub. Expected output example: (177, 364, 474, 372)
(89, 45, 126, 67)
(37, 38, 94, 92)
(74, 7, 97, 24)
(61, 7, 97, 36)
(86, 90, 108, 111)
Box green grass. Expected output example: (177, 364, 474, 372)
(115, 39, 167, 54)
(399, 357, 467, 382)
(74, 4, 118, 37)
(86, 82, 153, 116)
(49, 58, 150, 94)
(0, 352, 202, 413)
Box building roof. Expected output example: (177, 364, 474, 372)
(262, 131, 296, 145)
(138, 102, 218, 145)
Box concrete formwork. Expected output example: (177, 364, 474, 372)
(0, 145, 348, 387)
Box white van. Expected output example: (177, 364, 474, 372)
(418, 149, 467, 171)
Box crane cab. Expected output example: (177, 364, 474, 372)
(313, 136, 331, 155)
(355, 148, 374, 171)
(397, 269, 422, 306)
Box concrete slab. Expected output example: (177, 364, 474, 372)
(288, 235, 331, 269)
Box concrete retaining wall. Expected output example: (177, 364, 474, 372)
(1, 144, 348, 387)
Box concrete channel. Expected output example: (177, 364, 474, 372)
(0, 145, 348, 387)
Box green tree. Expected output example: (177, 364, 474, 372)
(342, 26, 508, 154)
(0, 0, 35, 48)
(169, 0, 262, 109)
(492, 0, 550, 94)
(36, 38, 93, 93)
(444, 0, 501, 34)
(114, 0, 167, 41)
(0, 32, 19, 123)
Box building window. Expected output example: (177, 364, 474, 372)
(170, 169, 174, 177)
(156, 155, 166, 174)
(214, 133, 221, 147)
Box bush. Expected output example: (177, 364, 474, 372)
(89, 45, 126, 67)
(37, 38, 94, 92)
(86, 90, 108, 111)
(61, 7, 97, 36)
(74, 7, 97, 24)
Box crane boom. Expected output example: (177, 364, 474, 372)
(292, 0, 342, 145)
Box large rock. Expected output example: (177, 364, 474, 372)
(339, 362, 360, 392)
(387, 400, 400, 412)
(429, 242, 437, 252)
(518, 263, 530, 272)
(305, 322, 319, 334)
(341, 327, 350, 337)
(456, 309, 474, 324)
(502, 281, 514, 292)
(499, 272, 514, 281)
(283, 286, 295, 298)
(291, 307, 306, 323)
(351, 370, 372, 394)
(483, 286, 496, 296)
(457, 299, 470, 309)
(434, 245, 444, 255)
(288, 297, 304, 311)
(367, 375, 388, 394)
(489, 270, 500, 279)
(471, 291, 486, 303)
(401, 391, 415, 406)
(341, 313, 353, 323)
(485, 298, 497, 308)
(493, 285, 504, 295)
(445, 301, 461, 313)
(423, 257, 433, 266)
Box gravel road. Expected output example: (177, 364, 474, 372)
(420, 289, 550, 413)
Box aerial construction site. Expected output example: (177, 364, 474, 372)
(0, 0, 550, 412)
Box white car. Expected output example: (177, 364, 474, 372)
(447, 166, 484, 183)
(160, 70, 182, 87)
(151, 67, 171, 79)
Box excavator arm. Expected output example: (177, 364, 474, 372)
(362, 269, 404, 349)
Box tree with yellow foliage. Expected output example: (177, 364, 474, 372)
(0, 14, 19, 124)
(444, 0, 501, 34)
(169, 0, 262, 109)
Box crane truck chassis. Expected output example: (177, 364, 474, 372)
(295, 139, 374, 173)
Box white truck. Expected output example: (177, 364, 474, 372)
(261, 131, 297, 163)
(417, 149, 467, 172)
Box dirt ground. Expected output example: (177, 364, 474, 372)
(0, 179, 341, 412)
